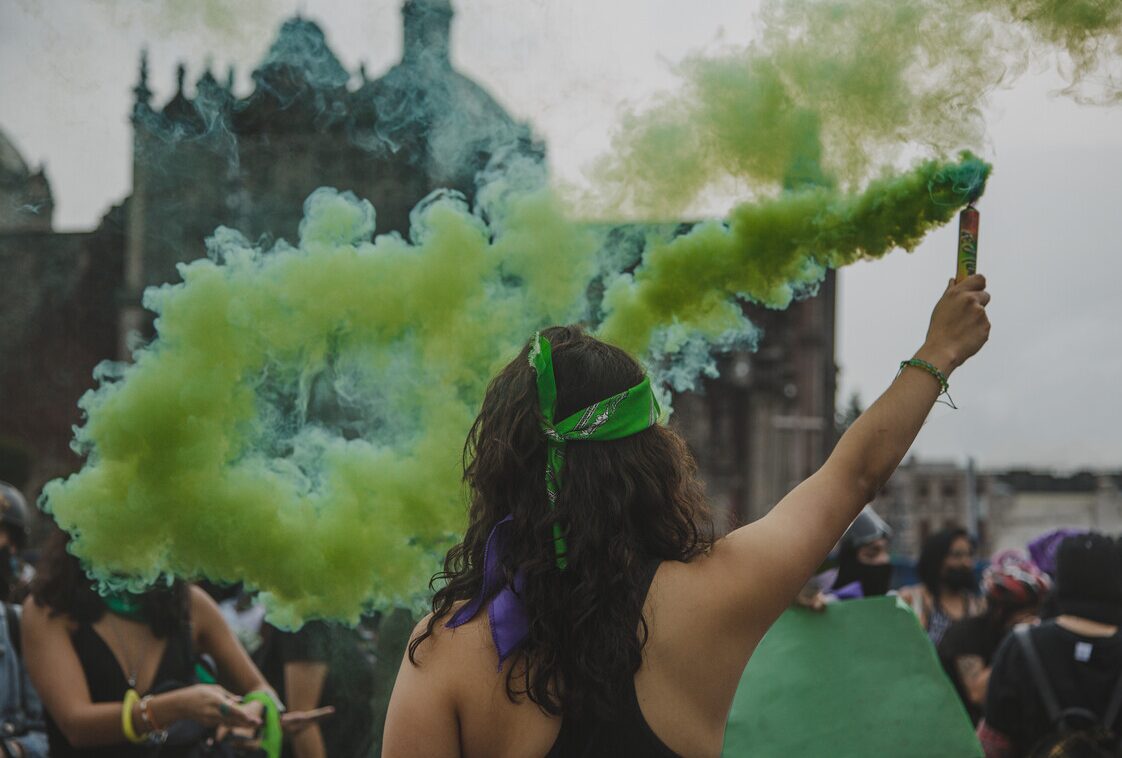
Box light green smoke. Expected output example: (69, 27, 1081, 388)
(44, 183, 601, 625)
(45, 153, 986, 624)
(598, 154, 990, 357)
(597, 0, 1120, 219)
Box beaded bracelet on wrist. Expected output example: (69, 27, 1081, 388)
(899, 358, 957, 409)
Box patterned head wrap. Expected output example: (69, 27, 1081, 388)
(528, 332, 660, 568)
(447, 332, 661, 665)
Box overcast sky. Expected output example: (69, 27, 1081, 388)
(2, 0, 1120, 471)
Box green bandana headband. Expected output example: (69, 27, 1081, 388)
(529, 332, 661, 569)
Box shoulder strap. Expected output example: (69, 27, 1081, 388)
(4, 602, 20, 658)
(1014, 626, 1063, 725)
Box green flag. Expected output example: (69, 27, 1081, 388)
(723, 596, 982, 757)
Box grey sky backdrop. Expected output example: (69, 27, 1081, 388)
(2, 0, 1120, 471)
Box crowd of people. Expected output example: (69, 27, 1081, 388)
(0, 274, 1119, 756)
(799, 508, 1122, 756)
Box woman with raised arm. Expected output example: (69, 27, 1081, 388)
(384, 275, 991, 758)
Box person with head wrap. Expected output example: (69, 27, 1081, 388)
(978, 533, 1122, 758)
(383, 273, 993, 756)
(900, 526, 986, 645)
(793, 507, 895, 611)
(831, 507, 895, 599)
(938, 550, 1050, 725)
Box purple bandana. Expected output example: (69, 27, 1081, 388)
(1028, 528, 1087, 577)
(446, 515, 530, 669)
(826, 581, 866, 602)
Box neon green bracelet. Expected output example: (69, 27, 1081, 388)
(243, 691, 282, 758)
(899, 358, 957, 409)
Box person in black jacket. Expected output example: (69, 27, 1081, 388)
(978, 533, 1122, 757)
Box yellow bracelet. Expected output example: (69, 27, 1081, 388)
(121, 688, 145, 744)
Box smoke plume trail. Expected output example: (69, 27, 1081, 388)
(596, 0, 1120, 219)
(43, 153, 985, 624)
(597, 154, 990, 358)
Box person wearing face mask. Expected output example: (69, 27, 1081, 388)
(0, 482, 32, 604)
(938, 550, 1051, 725)
(792, 507, 894, 611)
(831, 507, 895, 599)
(900, 526, 985, 645)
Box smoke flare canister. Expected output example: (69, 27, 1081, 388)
(956, 204, 979, 281)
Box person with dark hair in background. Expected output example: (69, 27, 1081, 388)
(383, 275, 991, 756)
(20, 527, 284, 756)
(978, 533, 1122, 757)
(900, 526, 985, 645)
(939, 550, 1051, 725)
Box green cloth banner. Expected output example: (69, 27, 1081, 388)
(723, 596, 982, 757)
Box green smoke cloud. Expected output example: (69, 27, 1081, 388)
(44, 181, 601, 625)
(44, 152, 986, 624)
(54, 0, 1120, 624)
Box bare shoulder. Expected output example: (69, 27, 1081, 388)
(21, 594, 72, 633)
(187, 584, 225, 632)
(406, 605, 495, 673)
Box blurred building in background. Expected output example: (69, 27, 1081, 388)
(0, 0, 837, 532)
(985, 469, 1122, 554)
(871, 457, 1122, 561)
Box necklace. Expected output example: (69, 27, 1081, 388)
(106, 614, 145, 689)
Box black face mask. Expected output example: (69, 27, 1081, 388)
(0, 547, 15, 601)
(943, 566, 977, 592)
(834, 555, 893, 597)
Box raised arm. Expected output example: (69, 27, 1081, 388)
(710, 275, 991, 640)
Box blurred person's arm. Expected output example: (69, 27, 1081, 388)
(285, 661, 329, 758)
(190, 585, 278, 703)
(710, 275, 990, 642)
(955, 655, 991, 708)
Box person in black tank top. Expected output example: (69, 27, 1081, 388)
(386, 278, 993, 755)
(45, 620, 196, 758)
(390, 328, 716, 755)
(22, 527, 285, 754)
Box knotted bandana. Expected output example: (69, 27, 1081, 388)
(529, 332, 661, 569)
(447, 332, 661, 666)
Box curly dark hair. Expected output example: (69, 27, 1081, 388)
(409, 325, 714, 719)
(31, 526, 189, 638)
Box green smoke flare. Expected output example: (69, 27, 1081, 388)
(43, 153, 986, 624)
(598, 154, 990, 356)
